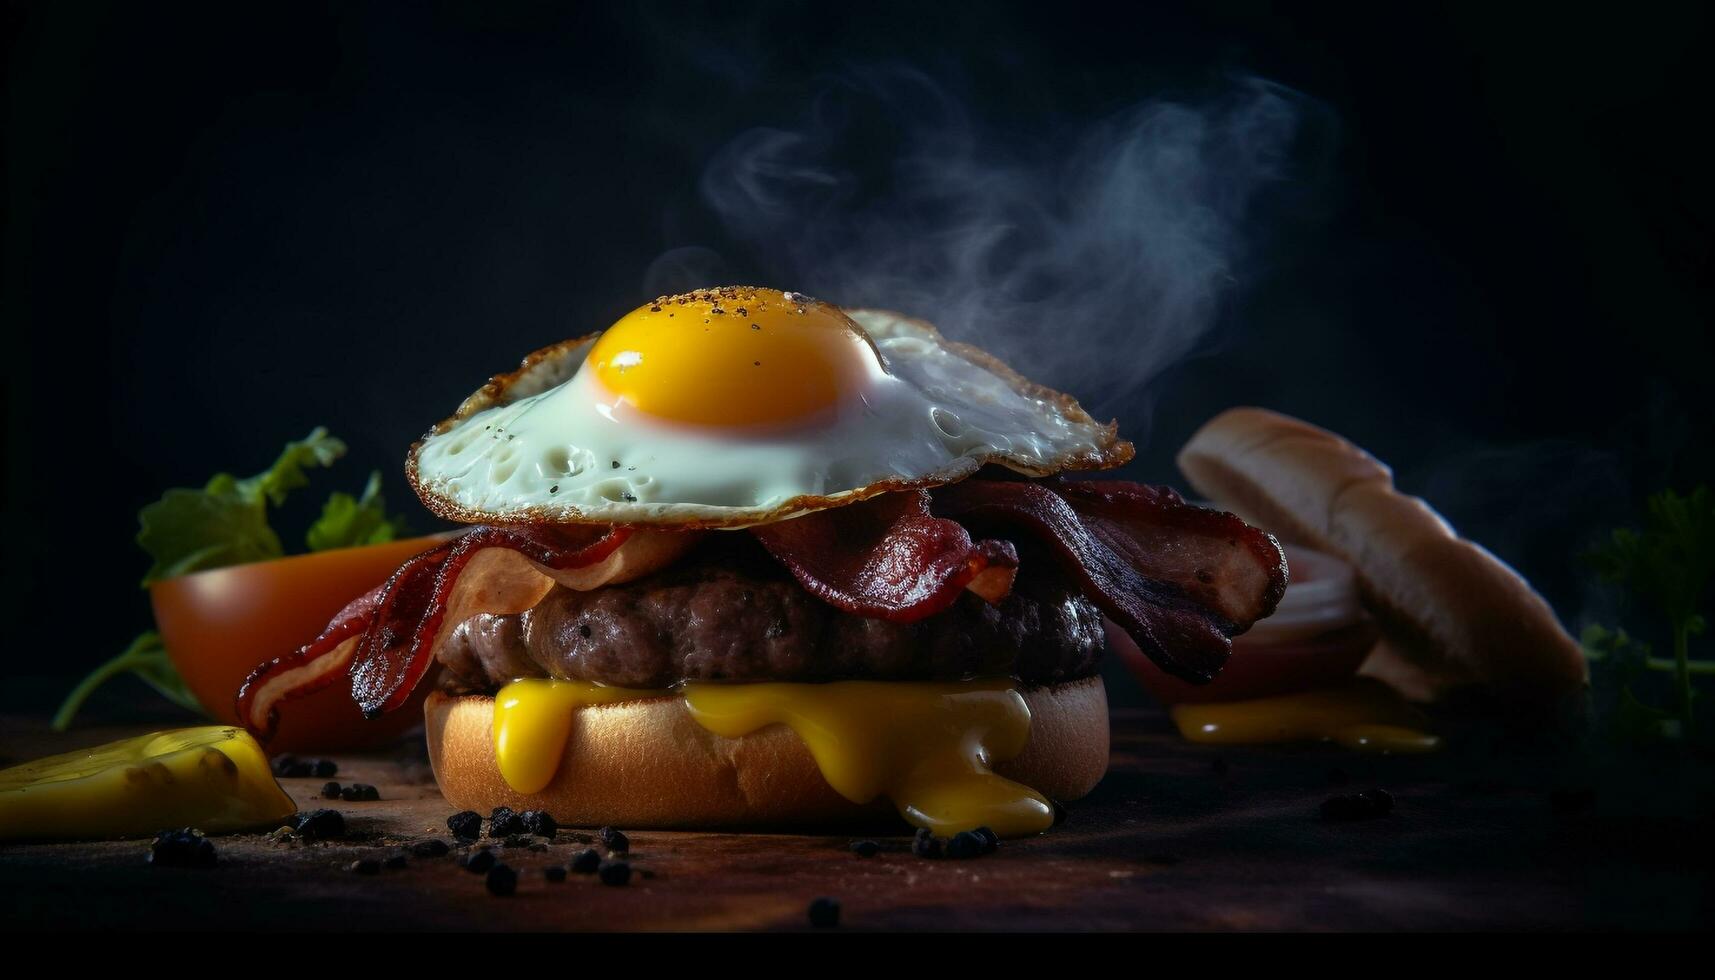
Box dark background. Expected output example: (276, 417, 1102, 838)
(3, 2, 1711, 712)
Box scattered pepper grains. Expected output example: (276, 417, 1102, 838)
(294, 809, 346, 841)
(149, 828, 216, 869)
(447, 810, 482, 840)
(598, 826, 629, 853)
(598, 860, 632, 886)
(489, 806, 525, 837)
(910, 827, 942, 859)
(945, 831, 984, 860)
(486, 864, 518, 896)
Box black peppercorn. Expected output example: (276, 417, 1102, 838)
(911, 827, 942, 859)
(294, 809, 346, 841)
(489, 807, 525, 837)
(486, 864, 518, 896)
(598, 860, 631, 886)
(570, 848, 601, 874)
(520, 810, 558, 837)
(447, 811, 482, 840)
(945, 831, 984, 860)
(149, 828, 216, 869)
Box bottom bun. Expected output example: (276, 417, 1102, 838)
(425, 677, 1109, 831)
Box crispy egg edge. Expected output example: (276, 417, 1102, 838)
(403, 309, 1136, 529)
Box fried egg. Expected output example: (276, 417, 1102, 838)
(409, 287, 1131, 527)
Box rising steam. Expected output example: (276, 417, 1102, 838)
(692, 68, 1315, 419)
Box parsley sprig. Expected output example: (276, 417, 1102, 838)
(1582, 486, 1714, 741)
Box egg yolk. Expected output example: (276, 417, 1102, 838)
(587, 287, 882, 428)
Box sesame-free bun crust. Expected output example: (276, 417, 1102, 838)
(1177, 408, 1586, 707)
(424, 677, 1108, 830)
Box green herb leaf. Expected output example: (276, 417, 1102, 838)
(306, 470, 411, 552)
(52, 632, 203, 731)
(1589, 486, 1715, 634)
(135, 428, 347, 585)
(1586, 485, 1715, 735)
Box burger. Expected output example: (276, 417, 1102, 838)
(238, 287, 1287, 837)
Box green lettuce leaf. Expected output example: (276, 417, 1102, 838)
(135, 428, 346, 585)
(58, 428, 413, 730)
(306, 470, 411, 552)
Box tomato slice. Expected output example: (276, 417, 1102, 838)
(149, 534, 451, 752)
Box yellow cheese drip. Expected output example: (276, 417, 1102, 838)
(1170, 680, 1441, 753)
(494, 680, 665, 794)
(0, 726, 297, 841)
(490, 677, 1053, 838)
(683, 679, 1052, 837)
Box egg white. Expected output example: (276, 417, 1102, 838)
(409, 309, 1128, 527)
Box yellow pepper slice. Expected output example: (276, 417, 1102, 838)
(0, 726, 297, 841)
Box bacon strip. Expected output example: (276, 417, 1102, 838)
(1050, 479, 1287, 630)
(239, 477, 1285, 741)
(750, 488, 1020, 623)
(931, 478, 1286, 684)
(236, 526, 696, 740)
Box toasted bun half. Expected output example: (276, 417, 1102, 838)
(425, 677, 1108, 830)
(1177, 408, 1586, 707)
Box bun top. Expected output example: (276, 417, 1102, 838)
(1177, 407, 1587, 709)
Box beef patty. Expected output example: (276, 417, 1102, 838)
(436, 534, 1104, 691)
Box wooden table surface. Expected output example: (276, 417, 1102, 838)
(2, 708, 1709, 931)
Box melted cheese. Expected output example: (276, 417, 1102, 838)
(684, 679, 1051, 837)
(492, 677, 1052, 837)
(0, 726, 297, 841)
(1170, 680, 1441, 753)
(494, 679, 665, 794)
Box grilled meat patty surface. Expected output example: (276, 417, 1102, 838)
(436, 533, 1104, 691)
